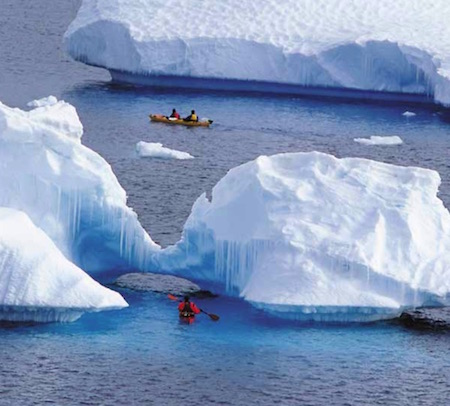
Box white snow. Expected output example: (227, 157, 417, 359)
(0, 208, 127, 322)
(354, 136, 403, 146)
(0, 97, 163, 322)
(4, 95, 450, 323)
(402, 111, 417, 117)
(65, 0, 450, 105)
(136, 141, 194, 160)
(156, 152, 450, 321)
(27, 95, 59, 108)
(0, 98, 160, 276)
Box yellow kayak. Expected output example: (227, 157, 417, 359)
(149, 114, 213, 127)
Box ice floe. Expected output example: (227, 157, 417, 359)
(354, 136, 403, 146)
(136, 142, 194, 160)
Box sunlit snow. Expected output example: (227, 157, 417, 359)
(65, 0, 450, 105)
(156, 152, 450, 321)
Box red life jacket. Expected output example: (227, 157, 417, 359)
(179, 302, 195, 318)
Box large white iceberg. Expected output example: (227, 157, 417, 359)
(156, 152, 450, 321)
(65, 0, 450, 105)
(0, 98, 160, 275)
(0, 208, 127, 322)
(0, 98, 160, 321)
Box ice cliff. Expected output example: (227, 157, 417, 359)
(156, 152, 450, 321)
(0, 208, 127, 322)
(65, 0, 450, 105)
(0, 97, 160, 322)
(0, 98, 159, 274)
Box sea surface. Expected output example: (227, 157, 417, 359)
(0, 1, 449, 405)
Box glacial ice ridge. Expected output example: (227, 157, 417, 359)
(64, 0, 450, 105)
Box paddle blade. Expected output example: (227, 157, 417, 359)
(167, 294, 178, 301)
(208, 313, 220, 321)
(201, 309, 219, 321)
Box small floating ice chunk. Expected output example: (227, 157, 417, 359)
(27, 95, 59, 108)
(402, 111, 416, 117)
(354, 136, 403, 146)
(136, 141, 194, 160)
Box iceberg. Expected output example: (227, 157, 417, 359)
(354, 136, 403, 146)
(0, 97, 161, 322)
(65, 0, 450, 105)
(3, 96, 449, 322)
(155, 152, 450, 321)
(0, 98, 160, 275)
(0, 208, 127, 322)
(136, 141, 194, 160)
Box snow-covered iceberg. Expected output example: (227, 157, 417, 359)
(156, 152, 450, 321)
(65, 0, 450, 105)
(0, 208, 127, 322)
(0, 98, 160, 275)
(136, 141, 194, 160)
(0, 97, 161, 322)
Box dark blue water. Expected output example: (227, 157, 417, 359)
(1, 2, 450, 405)
(2, 290, 450, 406)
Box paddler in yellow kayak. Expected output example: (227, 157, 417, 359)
(183, 110, 198, 122)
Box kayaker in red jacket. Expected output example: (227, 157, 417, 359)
(178, 295, 201, 322)
(169, 108, 180, 119)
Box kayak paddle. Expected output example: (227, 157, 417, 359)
(200, 309, 220, 321)
(167, 294, 220, 321)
